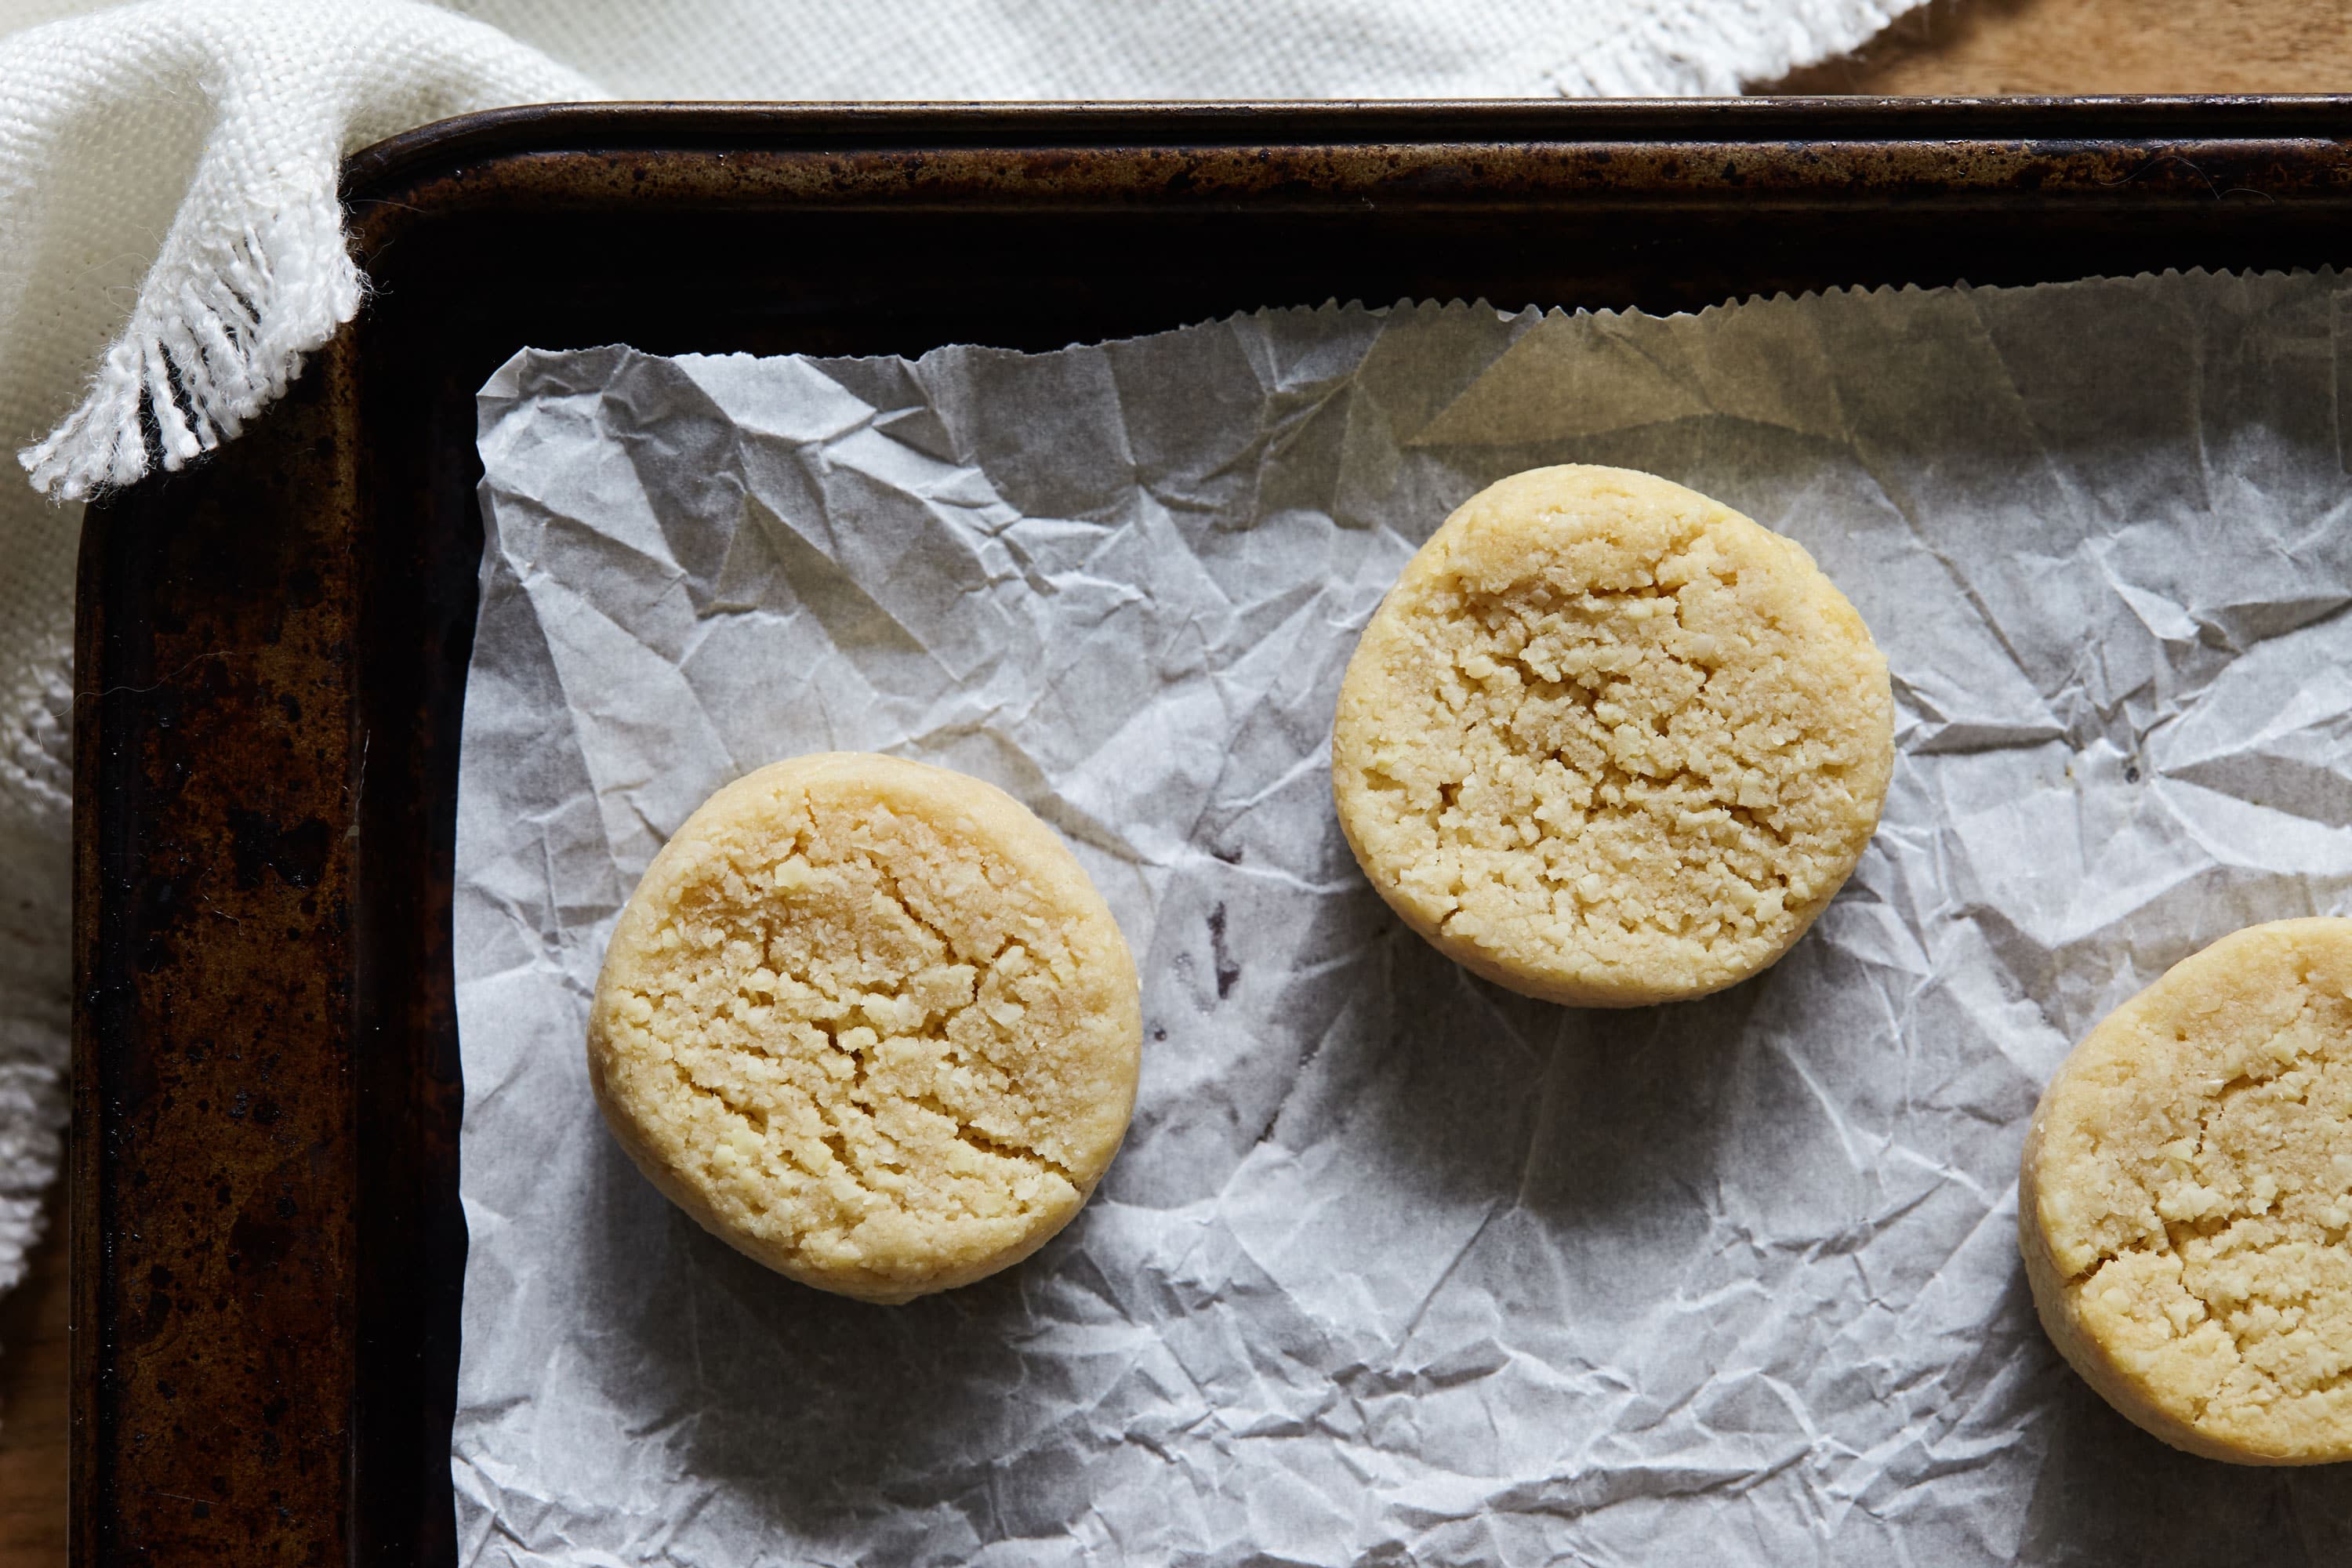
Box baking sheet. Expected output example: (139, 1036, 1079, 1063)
(453, 270, 2352, 1566)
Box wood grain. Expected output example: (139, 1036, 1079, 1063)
(5, 1, 2345, 1561)
(0, 1203, 66, 1567)
(1769, 0, 2352, 95)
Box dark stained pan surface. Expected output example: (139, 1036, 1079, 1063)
(74, 99, 2352, 1565)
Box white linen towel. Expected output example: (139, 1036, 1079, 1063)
(0, 0, 1912, 1358)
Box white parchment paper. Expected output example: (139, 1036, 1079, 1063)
(453, 271, 2352, 1567)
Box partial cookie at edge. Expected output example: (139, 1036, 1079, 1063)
(2021, 916, 2352, 1464)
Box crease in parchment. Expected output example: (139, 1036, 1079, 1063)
(456, 272, 2352, 1568)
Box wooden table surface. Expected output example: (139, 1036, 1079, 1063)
(1767, 0, 2351, 93)
(3, 0, 2343, 1561)
(2, 1190, 66, 1565)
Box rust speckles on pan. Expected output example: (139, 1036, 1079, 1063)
(78, 98, 2352, 1565)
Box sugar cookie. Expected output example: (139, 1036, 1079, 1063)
(587, 752, 1141, 1303)
(1330, 464, 1893, 1007)
(2021, 917, 2352, 1463)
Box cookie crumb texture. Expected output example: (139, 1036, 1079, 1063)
(588, 753, 1141, 1304)
(2023, 918, 2352, 1463)
(1332, 465, 1893, 1007)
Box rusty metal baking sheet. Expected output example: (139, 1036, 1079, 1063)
(76, 102, 2352, 1565)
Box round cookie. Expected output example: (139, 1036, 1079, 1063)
(2020, 917, 2352, 1464)
(1330, 464, 1893, 1007)
(587, 752, 1141, 1304)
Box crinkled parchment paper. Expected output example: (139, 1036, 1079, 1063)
(454, 270, 2352, 1567)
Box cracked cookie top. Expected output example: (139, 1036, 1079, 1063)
(1331, 465, 1893, 1007)
(588, 752, 1141, 1304)
(2022, 917, 2352, 1462)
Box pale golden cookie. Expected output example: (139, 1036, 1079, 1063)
(2020, 917, 2352, 1463)
(1330, 464, 1893, 1007)
(587, 752, 1141, 1304)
